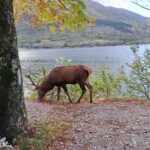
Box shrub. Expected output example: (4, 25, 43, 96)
(122, 45, 150, 100)
(91, 65, 122, 99)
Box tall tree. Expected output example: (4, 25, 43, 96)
(0, 0, 27, 142)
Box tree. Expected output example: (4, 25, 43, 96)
(124, 46, 150, 100)
(0, 0, 27, 143)
(0, 0, 92, 143)
(13, 0, 94, 31)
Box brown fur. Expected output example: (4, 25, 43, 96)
(38, 65, 93, 103)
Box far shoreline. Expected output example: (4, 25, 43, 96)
(18, 42, 150, 50)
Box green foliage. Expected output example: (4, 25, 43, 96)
(55, 57, 72, 66)
(122, 45, 150, 100)
(91, 65, 122, 99)
(14, 0, 95, 31)
(16, 117, 70, 150)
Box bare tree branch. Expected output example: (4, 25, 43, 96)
(132, 0, 150, 11)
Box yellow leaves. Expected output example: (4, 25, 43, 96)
(13, 0, 94, 31)
(20, 3, 28, 10)
(35, 0, 40, 3)
(59, 25, 64, 31)
(49, 26, 56, 32)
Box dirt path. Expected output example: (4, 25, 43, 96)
(25, 100, 150, 150)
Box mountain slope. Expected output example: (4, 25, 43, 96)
(85, 0, 147, 24)
(17, 0, 150, 48)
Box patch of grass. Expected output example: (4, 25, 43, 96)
(15, 117, 71, 150)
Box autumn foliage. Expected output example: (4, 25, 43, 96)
(13, 0, 94, 31)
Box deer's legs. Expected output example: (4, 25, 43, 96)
(77, 83, 86, 103)
(85, 81, 93, 103)
(57, 86, 61, 101)
(62, 85, 72, 103)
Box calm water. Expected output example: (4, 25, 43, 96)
(19, 45, 150, 76)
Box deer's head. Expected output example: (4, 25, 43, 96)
(26, 75, 46, 99)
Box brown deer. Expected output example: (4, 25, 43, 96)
(27, 65, 93, 103)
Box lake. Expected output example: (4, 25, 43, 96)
(19, 45, 150, 77)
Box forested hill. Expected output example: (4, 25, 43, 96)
(85, 0, 147, 24)
(17, 0, 150, 48)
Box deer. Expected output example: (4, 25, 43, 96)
(26, 65, 93, 103)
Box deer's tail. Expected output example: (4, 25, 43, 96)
(82, 65, 93, 75)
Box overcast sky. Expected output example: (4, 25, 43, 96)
(93, 0, 150, 17)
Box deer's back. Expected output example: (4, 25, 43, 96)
(50, 65, 91, 84)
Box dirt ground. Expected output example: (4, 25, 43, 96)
(25, 100, 150, 150)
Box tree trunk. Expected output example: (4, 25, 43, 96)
(0, 0, 27, 143)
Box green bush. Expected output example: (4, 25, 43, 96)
(91, 65, 122, 99)
(122, 45, 150, 100)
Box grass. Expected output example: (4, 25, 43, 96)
(15, 116, 72, 150)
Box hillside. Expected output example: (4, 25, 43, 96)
(16, 0, 150, 48)
(85, 0, 147, 24)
